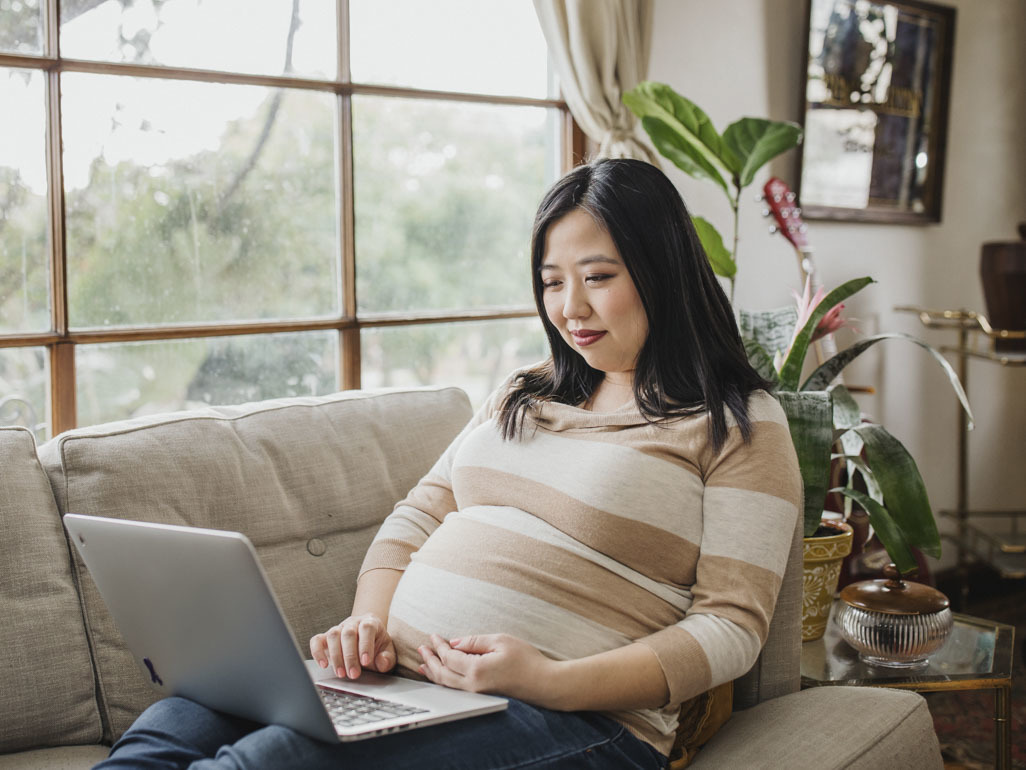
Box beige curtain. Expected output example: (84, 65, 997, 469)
(533, 0, 657, 162)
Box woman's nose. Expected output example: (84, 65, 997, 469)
(562, 284, 590, 319)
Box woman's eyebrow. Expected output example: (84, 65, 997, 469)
(539, 255, 622, 271)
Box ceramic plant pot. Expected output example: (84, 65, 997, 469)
(802, 519, 854, 642)
(837, 565, 953, 669)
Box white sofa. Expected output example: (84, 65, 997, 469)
(0, 387, 942, 768)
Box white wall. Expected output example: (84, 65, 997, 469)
(644, 0, 1026, 571)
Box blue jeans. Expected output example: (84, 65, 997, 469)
(95, 696, 668, 769)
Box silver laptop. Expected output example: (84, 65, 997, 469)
(63, 513, 507, 743)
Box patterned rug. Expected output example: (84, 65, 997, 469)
(925, 568, 1025, 769)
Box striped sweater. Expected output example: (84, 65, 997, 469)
(359, 377, 802, 755)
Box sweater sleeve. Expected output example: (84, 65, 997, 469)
(636, 392, 802, 706)
(357, 374, 516, 579)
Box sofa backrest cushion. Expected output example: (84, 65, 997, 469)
(0, 427, 102, 753)
(36, 387, 472, 742)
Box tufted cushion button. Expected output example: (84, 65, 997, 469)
(306, 538, 326, 557)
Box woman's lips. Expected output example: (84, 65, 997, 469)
(570, 330, 606, 347)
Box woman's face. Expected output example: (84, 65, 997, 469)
(540, 209, 649, 385)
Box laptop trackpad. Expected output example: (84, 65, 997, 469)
(307, 661, 433, 695)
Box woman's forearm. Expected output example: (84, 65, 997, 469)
(544, 642, 669, 712)
(350, 567, 403, 621)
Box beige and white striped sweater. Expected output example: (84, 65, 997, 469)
(359, 379, 801, 755)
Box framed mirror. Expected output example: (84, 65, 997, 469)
(797, 0, 956, 223)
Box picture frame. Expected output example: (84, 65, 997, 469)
(796, 0, 956, 224)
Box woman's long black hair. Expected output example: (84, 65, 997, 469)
(497, 158, 770, 451)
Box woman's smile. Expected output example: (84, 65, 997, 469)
(570, 329, 606, 346)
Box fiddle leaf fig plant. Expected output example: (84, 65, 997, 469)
(748, 276, 973, 577)
(623, 81, 802, 301)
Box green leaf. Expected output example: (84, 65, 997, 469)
(691, 215, 735, 278)
(624, 82, 735, 196)
(778, 276, 874, 391)
(639, 117, 720, 187)
(722, 117, 803, 188)
(833, 488, 919, 576)
(838, 453, 884, 503)
(777, 390, 833, 537)
(829, 384, 861, 430)
(802, 333, 974, 429)
(854, 423, 942, 560)
(744, 338, 779, 384)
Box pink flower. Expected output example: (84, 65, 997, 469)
(775, 278, 855, 372)
(792, 277, 850, 343)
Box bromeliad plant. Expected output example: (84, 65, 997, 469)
(623, 81, 802, 303)
(746, 276, 974, 576)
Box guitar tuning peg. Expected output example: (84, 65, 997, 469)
(773, 193, 783, 203)
(794, 207, 802, 216)
(754, 193, 765, 202)
(768, 225, 779, 235)
(785, 192, 796, 202)
(761, 208, 771, 217)
(799, 224, 808, 233)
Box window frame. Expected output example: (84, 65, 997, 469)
(0, 0, 584, 435)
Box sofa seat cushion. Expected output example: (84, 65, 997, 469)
(0, 744, 110, 770)
(36, 387, 472, 743)
(690, 686, 942, 769)
(0, 428, 101, 753)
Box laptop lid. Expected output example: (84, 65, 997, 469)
(62, 514, 506, 743)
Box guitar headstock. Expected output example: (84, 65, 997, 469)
(762, 177, 809, 252)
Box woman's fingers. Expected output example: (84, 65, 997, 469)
(325, 625, 345, 677)
(418, 641, 461, 688)
(308, 614, 393, 679)
(357, 616, 381, 669)
(309, 633, 329, 668)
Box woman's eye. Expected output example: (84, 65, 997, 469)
(585, 274, 612, 284)
(542, 279, 562, 290)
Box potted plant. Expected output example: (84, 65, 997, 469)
(624, 82, 974, 640)
(745, 277, 972, 639)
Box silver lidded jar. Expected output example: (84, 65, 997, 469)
(837, 565, 954, 669)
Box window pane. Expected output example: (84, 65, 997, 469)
(0, 0, 43, 54)
(60, 0, 336, 79)
(62, 73, 340, 328)
(0, 346, 49, 441)
(76, 331, 339, 426)
(361, 317, 546, 408)
(0, 68, 50, 333)
(354, 97, 559, 313)
(350, 0, 553, 98)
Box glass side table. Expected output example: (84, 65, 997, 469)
(801, 601, 1015, 768)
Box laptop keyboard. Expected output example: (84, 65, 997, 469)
(319, 687, 429, 728)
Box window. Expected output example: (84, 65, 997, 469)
(0, 0, 579, 440)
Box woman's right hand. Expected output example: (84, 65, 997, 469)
(309, 613, 396, 680)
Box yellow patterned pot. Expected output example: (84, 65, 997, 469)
(802, 520, 854, 641)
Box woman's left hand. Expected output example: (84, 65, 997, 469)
(417, 633, 559, 706)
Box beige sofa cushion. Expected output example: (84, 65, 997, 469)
(36, 387, 472, 743)
(691, 686, 942, 769)
(0, 427, 102, 753)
